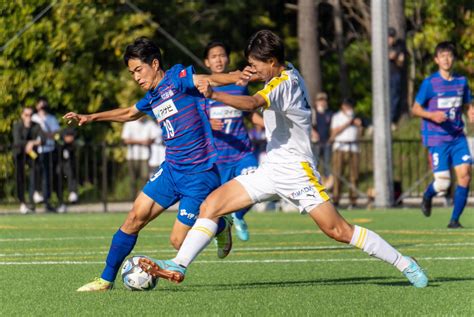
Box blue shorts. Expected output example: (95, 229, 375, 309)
(428, 136, 472, 173)
(217, 153, 258, 185)
(142, 162, 221, 226)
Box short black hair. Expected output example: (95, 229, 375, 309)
(36, 96, 48, 106)
(341, 97, 355, 107)
(434, 41, 456, 57)
(244, 30, 285, 64)
(203, 41, 230, 59)
(388, 27, 397, 38)
(123, 37, 163, 67)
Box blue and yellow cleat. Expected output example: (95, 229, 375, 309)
(139, 257, 186, 284)
(77, 277, 113, 292)
(402, 257, 428, 288)
(232, 214, 249, 241)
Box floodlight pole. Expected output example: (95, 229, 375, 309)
(371, 0, 394, 207)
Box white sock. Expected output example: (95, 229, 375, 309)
(350, 225, 410, 272)
(172, 218, 217, 267)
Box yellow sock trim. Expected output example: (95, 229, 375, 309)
(192, 226, 214, 238)
(355, 227, 368, 249)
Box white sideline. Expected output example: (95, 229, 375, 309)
(0, 256, 473, 265)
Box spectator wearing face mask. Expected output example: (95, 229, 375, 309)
(329, 98, 363, 208)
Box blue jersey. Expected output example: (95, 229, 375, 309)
(205, 84, 254, 165)
(415, 71, 472, 147)
(136, 64, 217, 172)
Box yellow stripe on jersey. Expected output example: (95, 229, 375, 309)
(300, 162, 330, 201)
(256, 70, 289, 109)
(355, 227, 368, 249)
(192, 226, 214, 238)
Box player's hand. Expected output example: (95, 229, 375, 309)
(468, 105, 474, 123)
(236, 66, 257, 86)
(429, 111, 448, 124)
(197, 79, 213, 98)
(63, 112, 91, 126)
(25, 141, 35, 154)
(210, 119, 224, 131)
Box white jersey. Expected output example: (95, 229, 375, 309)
(256, 63, 314, 164)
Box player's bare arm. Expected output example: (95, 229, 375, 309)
(193, 72, 241, 87)
(466, 103, 474, 123)
(63, 105, 144, 126)
(411, 102, 447, 124)
(197, 79, 265, 111)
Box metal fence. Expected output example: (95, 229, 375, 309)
(1, 139, 472, 208)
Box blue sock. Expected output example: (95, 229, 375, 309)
(101, 229, 137, 282)
(234, 208, 249, 220)
(423, 182, 437, 199)
(451, 186, 469, 222)
(216, 217, 226, 235)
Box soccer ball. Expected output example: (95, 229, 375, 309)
(121, 256, 158, 291)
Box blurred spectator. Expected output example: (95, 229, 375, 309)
(12, 107, 44, 214)
(388, 27, 407, 126)
(330, 98, 363, 208)
(121, 116, 157, 198)
(248, 125, 267, 164)
(60, 127, 79, 203)
(311, 92, 334, 189)
(148, 121, 165, 175)
(32, 97, 65, 213)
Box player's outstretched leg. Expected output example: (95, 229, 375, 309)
(232, 210, 250, 241)
(310, 201, 428, 288)
(77, 229, 137, 292)
(214, 215, 233, 258)
(138, 257, 186, 284)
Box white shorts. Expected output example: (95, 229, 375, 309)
(235, 160, 330, 213)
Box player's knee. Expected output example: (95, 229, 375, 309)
(122, 211, 148, 233)
(199, 200, 219, 219)
(433, 171, 451, 194)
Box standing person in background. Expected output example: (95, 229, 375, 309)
(60, 127, 79, 204)
(388, 27, 406, 128)
(412, 41, 474, 228)
(311, 92, 333, 189)
(148, 120, 166, 175)
(121, 116, 158, 199)
(12, 107, 44, 214)
(32, 97, 65, 213)
(330, 98, 363, 209)
(202, 40, 263, 241)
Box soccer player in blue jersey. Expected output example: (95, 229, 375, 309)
(412, 41, 474, 228)
(203, 41, 264, 241)
(64, 37, 239, 291)
(139, 30, 429, 288)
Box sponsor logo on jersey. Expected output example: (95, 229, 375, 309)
(437, 96, 462, 109)
(290, 186, 316, 199)
(179, 69, 187, 78)
(160, 89, 175, 100)
(179, 209, 196, 220)
(209, 106, 242, 119)
(462, 154, 471, 162)
(153, 99, 178, 122)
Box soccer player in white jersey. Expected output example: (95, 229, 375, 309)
(139, 30, 428, 288)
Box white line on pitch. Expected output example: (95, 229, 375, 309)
(0, 256, 473, 265)
(1, 242, 473, 258)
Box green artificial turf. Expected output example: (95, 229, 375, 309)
(0, 208, 473, 316)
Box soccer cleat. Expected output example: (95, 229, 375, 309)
(77, 277, 113, 292)
(33, 191, 44, 204)
(138, 257, 185, 284)
(402, 257, 428, 288)
(232, 214, 249, 241)
(421, 196, 432, 217)
(19, 203, 34, 215)
(447, 220, 463, 229)
(56, 204, 67, 213)
(215, 216, 233, 258)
